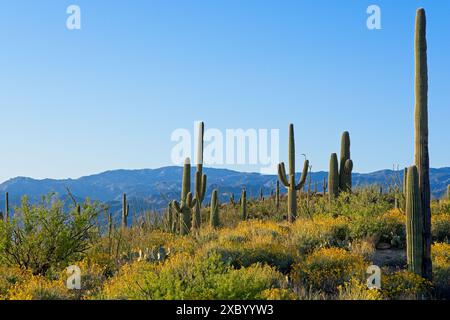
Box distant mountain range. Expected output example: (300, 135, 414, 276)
(1, 167, 449, 219)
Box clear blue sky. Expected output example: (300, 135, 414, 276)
(0, 0, 449, 182)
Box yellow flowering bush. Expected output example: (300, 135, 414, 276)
(7, 275, 71, 300)
(380, 270, 431, 300)
(291, 248, 367, 294)
(201, 220, 296, 272)
(337, 278, 383, 300)
(101, 251, 287, 300)
(290, 215, 351, 254)
(432, 242, 450, 298)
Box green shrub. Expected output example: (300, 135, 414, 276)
(0, 195, 100, 275)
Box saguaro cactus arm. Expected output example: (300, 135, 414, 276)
(278, 163, 290, 187)
(295, 160, 309, 191)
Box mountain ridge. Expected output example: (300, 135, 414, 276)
(1, 166, 449, 216)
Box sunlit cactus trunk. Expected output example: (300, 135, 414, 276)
(172, 158, 196, 235)
(414, 8, 432, 280)
(210, 189, 220, 228)
(122, 193, 129, 229)
(339, 132, 353, 193)
(328, 153, 339, 201)
(277, 124, 309, 222)
(192, 122, 207, 231)
(406, 165, 424, 276)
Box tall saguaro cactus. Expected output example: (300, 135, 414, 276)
(192, 122, 207, 231)
(406, 165, 424, 276)
(210, 189, 220, 228)
(339, 132, 353, 192)
(322, 177, 327, 196)
(328, 153, 339, 201)
(278, 124, 309, 222)
(172, 158, 196, 235)
(122, 193, 129, 229)
(414, 8, 432, 280)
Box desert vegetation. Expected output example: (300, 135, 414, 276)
(0, 8, 448, 300)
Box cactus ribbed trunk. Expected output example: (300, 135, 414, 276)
(122, 193, 128, 229)
(414, 8, 432, 280)
(406, 165, 424, 276)
(210, 189, 220, 227)
(328, 153, 339, 201)
(339, 132, 353, 193)
(192, 122, 207, 231)
(277, 124, 308, 222)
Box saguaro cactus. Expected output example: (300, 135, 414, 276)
(339, 132, 353, 192)
(192, 122, 207, 231)
(240, 189, 247, 220)
(172, 158, 196, 235)
(414, 8, 432, 280)
(275, 180, 280, 210)
(406, 165, 424, 276)
(259, 187, 264, 201)
(122, 193, 129, 229)
(5, 192, 9, 223)
(322, 177, 327, 196)
(278, 124, 309, 222)
(210, 189, 220, 228)
(328, 153, 339, 201)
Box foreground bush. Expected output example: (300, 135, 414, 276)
(291, 248, 367, 294)
(0, 195, 100, 275)
(100, 252, 287, 300)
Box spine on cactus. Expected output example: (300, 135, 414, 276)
(172, 158, 197, 235)
(277, 124, 309, 222)
(275, 180, 280, 210)
(339, 132, 353, 193)
(241, 189, 247, 220)
(328, 153, 339, 201)
(122, 193, 128, 229)
(414, 8, 432, 280)
(210, 189, 220, 227)
(192, 122, 207, 231)
(406, 165, 424, 276)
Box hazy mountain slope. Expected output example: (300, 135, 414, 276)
(0, 167, 449, 215)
